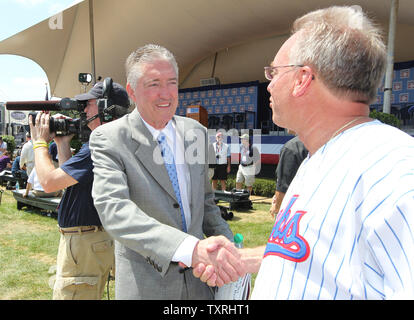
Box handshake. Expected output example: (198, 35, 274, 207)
(185, 236, 264, 287)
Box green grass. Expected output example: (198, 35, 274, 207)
(0, 191, 60, 299)
(0, 189, 274, 300)
(227, 203, 273, 247)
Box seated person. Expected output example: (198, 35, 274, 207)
(11, 151, 28, 180)
(0, 151, 12, 173)
(48, 141, 59, 168)
(24, 167, 62, 198)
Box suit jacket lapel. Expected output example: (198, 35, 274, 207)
(130, 110, 177, 201)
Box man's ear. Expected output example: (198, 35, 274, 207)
(292, 66, 314, 97)
(126, 83, 136, 103)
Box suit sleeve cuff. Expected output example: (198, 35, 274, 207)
(171, 235, 199, 267)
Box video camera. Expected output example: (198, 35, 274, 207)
(5, 77, 127, 142)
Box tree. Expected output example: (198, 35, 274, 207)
(2, 135, 16, 156)
(369, 110, 401, 128)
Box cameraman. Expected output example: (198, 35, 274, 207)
(29, 82, 130, 300)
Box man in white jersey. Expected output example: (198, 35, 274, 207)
(192, 5, 414, 299)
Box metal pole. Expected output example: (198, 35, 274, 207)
(211, 52, 218, 78)
(383, 0, 399, 114)
(89, 0, 96, 85)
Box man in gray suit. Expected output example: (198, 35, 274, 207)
(89, 44, 245, 300)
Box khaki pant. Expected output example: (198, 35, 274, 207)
(53, 227, 114, 300)
(236, 164, 255, 187)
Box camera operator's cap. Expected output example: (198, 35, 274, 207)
(74, 81, 130, 108)
(240, 133, 249, 140)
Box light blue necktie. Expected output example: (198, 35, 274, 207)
(157, 132, 187, 232)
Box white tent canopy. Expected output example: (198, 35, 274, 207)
(1, 0, 413, 98)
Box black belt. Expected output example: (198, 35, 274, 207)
(179, 267, 191, 274)
(241, 163, 253, 167)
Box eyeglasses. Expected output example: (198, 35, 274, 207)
(264, 64, 304, 81)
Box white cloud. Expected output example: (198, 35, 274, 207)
(1, 76, 49, 101)
(12, 76, 47, 86)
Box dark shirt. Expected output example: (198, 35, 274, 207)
(0, 155, 11, 172)
(276, 136, 308, 193)
(58, 143, 102, 228)
(11, 156, 21, 174)
(49, 142, 58, 162)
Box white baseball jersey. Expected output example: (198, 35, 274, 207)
(252, 120, 414, 300)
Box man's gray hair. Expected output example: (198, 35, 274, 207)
(290, 6, 387, 104)
(125, 44, 179, 89)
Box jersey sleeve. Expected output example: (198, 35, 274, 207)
(364, 189, 414, 299)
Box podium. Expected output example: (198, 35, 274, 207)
(186, 105, 208, 127)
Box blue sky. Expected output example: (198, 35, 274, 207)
(0, 0, 82, 101)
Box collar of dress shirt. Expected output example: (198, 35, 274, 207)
(137, 110, 176, 147)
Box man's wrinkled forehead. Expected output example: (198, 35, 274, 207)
(140, 60, 178, 82)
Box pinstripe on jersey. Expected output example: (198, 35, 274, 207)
(252, 120, 414, 300)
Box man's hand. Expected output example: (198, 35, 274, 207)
(191, 236, 246, 287)
(193, 245, 266, 287)
(29, 112, 54, 144)
(30, 112, 74, 164)
(23, 183, 31, 198)
(270, 191, 285, 218)
(53, 134, 75, 147)
(269, 196, 278, 218)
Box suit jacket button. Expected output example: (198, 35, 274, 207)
(173, 203, 180, 209)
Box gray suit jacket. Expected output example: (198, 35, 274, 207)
(89, 109, 233, 299)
